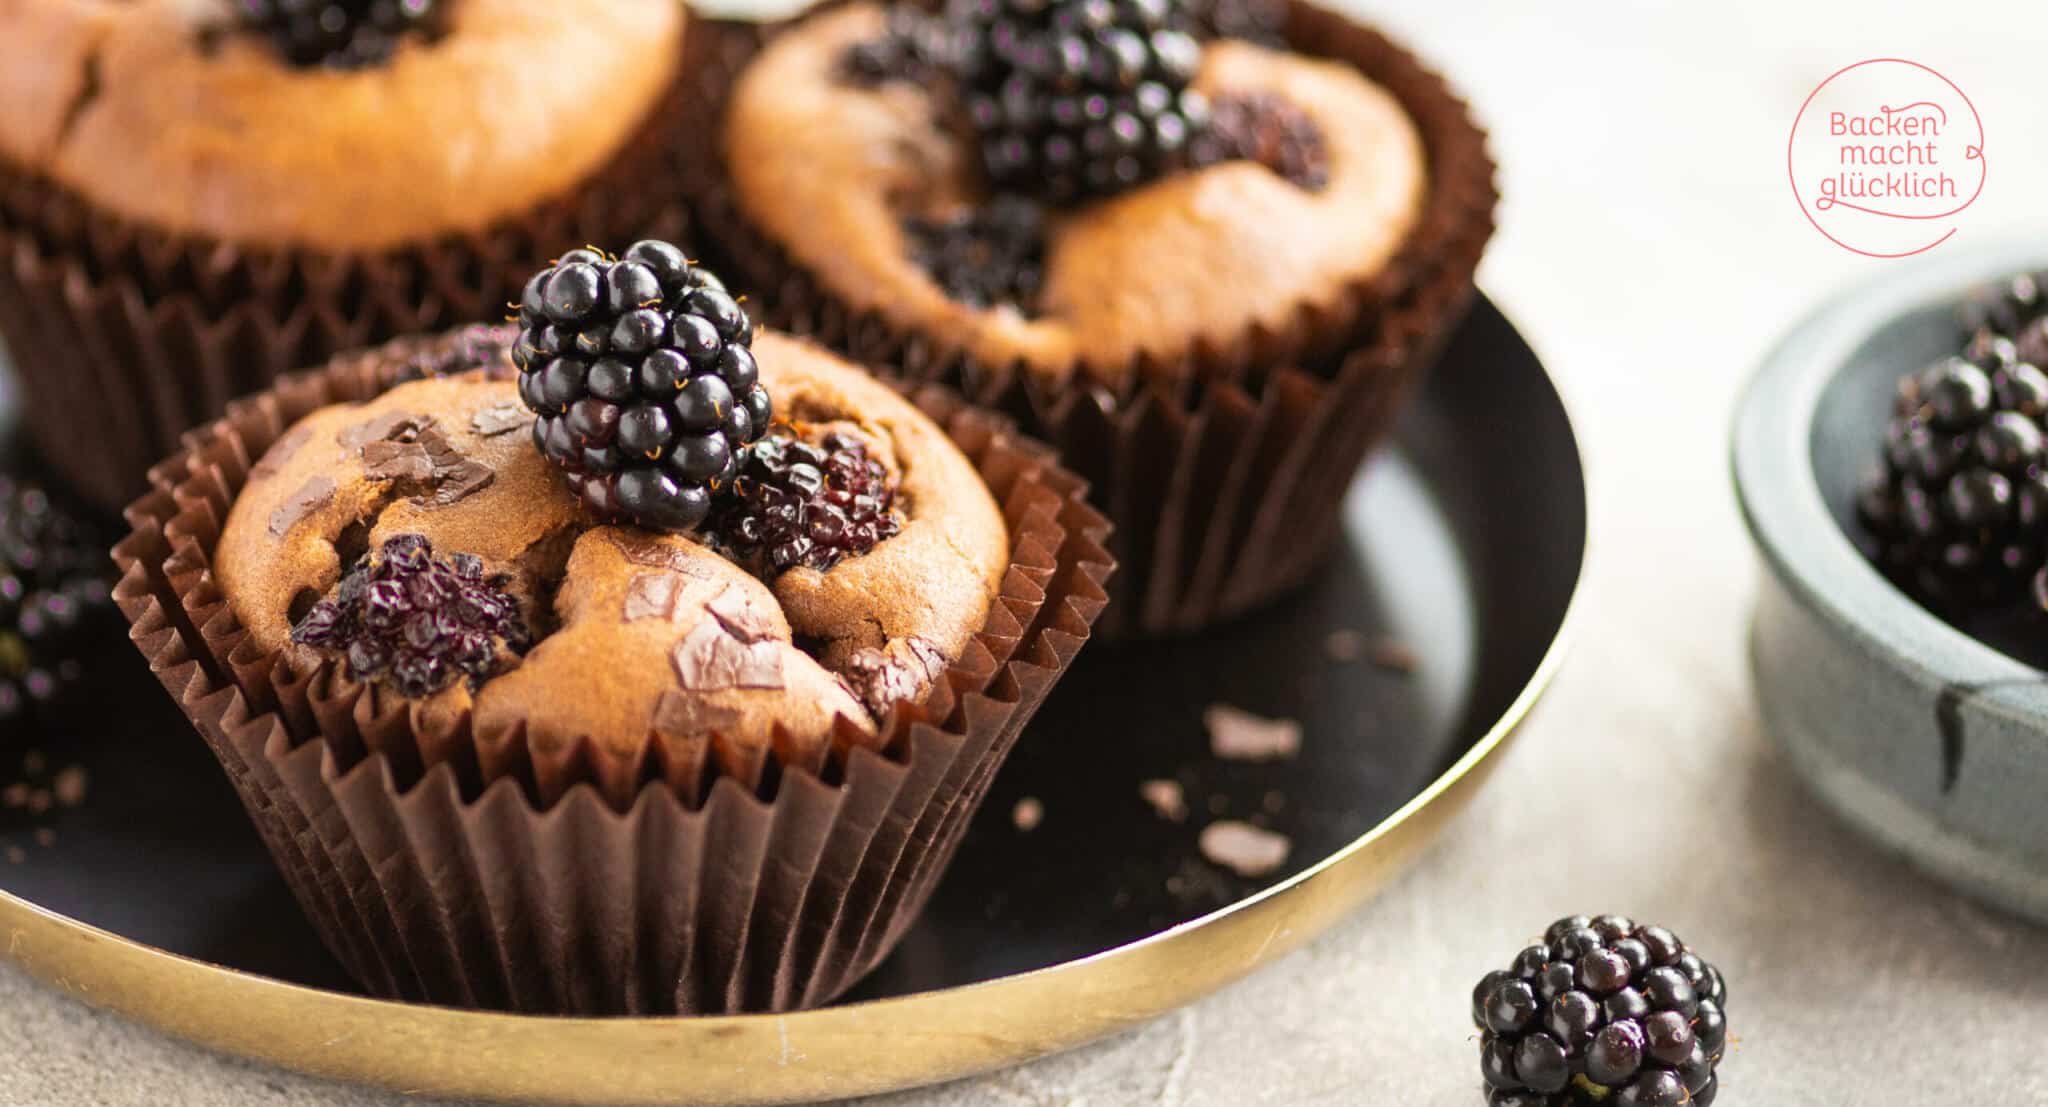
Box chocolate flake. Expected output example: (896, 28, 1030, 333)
(355, 416, 495, 507)
(361, 439, 435, 483)
(841, 636, 948, 719)
(611, 532, 718, 576)
(470, 400, 530, 438)
(1198, 820, 1291, 878)
(268, 475, 336, 538)
(338, 410, 434, 450)
(706, 586, 777, 643)
(672, 618, 784, 692)
(250, 424, 313, 480)
(624, 573, 682, 622)
(1011, 797, 1044, 832)
(1204, 703, 1301, 762)
(651, 689, 742, 737)
(1138, 779, 1188, 823)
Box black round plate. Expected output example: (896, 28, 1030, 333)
(0, 296, 1584, 1003)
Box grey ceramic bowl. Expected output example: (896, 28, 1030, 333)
(1735, 241, 2048, 924)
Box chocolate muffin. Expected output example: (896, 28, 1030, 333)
(114, 317, 1111, 1013)
(0, 0, 691, 511)
(722, 3, 1424, 384)
(214, 330, 1009, 805)
(695, 0, 1495, 634)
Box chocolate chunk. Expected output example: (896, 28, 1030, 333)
(1138, 779, 1188, 823)
(250, 424, 313, 480)
(840, 636, 947, 719)
(267, 475, 335, 538)
(422, 458, 495, 507)
(338, 410, 435, 449)
(470, 400, 530, 437)
(610, 533, 718, 576)
(1371, 638, 1419, 674)
(1011, 797, 1044, 832)
(624, 573, 682, 622)
(360, 439, 435, 484)
(1198, 821, 1291, 878)
(1204, 703, 1301, 762)
(651, 689, 742, 737)
(706, 586, 777, 643)
(672, 619, 784, 692)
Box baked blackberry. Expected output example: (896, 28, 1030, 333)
(1203, 91, 1329, 189)
(0, 479, 116, 742)
(949, 0, 1213, 202)
(1857, 352, 2048, 607)
(903, 196, 1048, 309)
(290, 534, 528, 699)
(235, 0, 443, 69)
(511, 242, 772, 534)
(711, 432, 903, 576)
(1474, 916, 1729, 1107)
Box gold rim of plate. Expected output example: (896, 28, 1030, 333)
(0, 376, 1586, 1105)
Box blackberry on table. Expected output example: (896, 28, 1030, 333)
(903, 196, 1048, 309)
(711, 432, 903, 576)
(1857, 351, 2048, 608)
(0, 479, 115, 742)
(949, 0, 1214, 202)
(512, 242, 772, 534)
(291, 534, 528, 699)
(1474, 916, 1728, 1107)
(236, 0, 443, 69)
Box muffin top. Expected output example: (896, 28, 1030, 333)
(0, 0, 683, 252)
(720, 2, 1426, 388)
(214, 329, 1009, 781)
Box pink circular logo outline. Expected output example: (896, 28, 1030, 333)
(1787, 58, 1986, 258)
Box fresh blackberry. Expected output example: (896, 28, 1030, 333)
(236, 0, 443, 69)
(0, 479, 115, 742)
(511, 242, 772, 534)
(710, 432, 903, 576)
(1958, 271, 2048, 343)
(844, 7, 961, 87)
(903, 196, 1048, 309)
(1202, 91, 1329, 189)
(950, 0, 1213, 202)
(1474, 916, 1729, 1107)
(1857, 351, 2048, 607)
(290, 534, 528, 699)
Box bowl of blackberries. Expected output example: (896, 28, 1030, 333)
(1735, 245, 2048, 924)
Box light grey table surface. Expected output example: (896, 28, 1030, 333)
(5, 1, 2048, 1104)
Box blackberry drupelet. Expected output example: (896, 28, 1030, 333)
(1474, 916, 1729, 1107)
(903, 196, 1048, 309)
(844, 7, 961, 87)
(950, 0, 1214, 202)
(1958, 271, 2048, 343)
(512, 242, 773, 534)
(290, 534, 528, 699)
(0, 479, 116, 742)
(711, 432, 903, 576)
(236, 0, 443, 69)
(1857, 350, 2048, 608)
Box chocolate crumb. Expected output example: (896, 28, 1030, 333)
(1139, 779, 1188, 823)
(1, 783, 25, 809)
(1371, 638, 1419, 674)
(1262, 789, 1285, 814)
(1204, 703, 1302, 762)
(1012, 797, 1044, 832)
(469, 400, 530, 437)
(4, 847, 21, 865)
(21, 751, 44, 776)
(52, 767, 87, 808)
(32, 828, 54, 848)
(1207, 793, 1229, 815)
(1324, 629, 1365, 662)
(1198, 820, 1291, 878)
(268, 475, 336, 538)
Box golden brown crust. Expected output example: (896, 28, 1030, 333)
(0, 0, 684, 252)
(721, 3, 1426, 387)
(214, 330, 1008, 768)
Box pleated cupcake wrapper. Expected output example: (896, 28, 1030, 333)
(111, 337, 1114, 1014)
(0, 66, 696, 518)
(683, 1, 1496, 636)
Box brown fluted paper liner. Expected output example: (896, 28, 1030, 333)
(0, 68, 694, 516)
(683, 1, 1497, 636)
(111, 340, 1113, 1014)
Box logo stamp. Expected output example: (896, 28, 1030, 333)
(1787, 59, 1985, 257)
